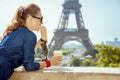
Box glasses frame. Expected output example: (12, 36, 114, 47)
(31, 15, 43, 23)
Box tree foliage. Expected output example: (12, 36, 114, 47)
(71, 57, 80, 66)
(34, 47, 43, 58)
(62, 49, 74, 55)
(95, 44, 120, 67)
(82, 59, 95, 66)
(84, 49, 98, 59)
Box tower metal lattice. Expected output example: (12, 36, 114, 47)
(49, 0, 93, 56)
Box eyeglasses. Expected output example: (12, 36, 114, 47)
(31, 15, 43, 23)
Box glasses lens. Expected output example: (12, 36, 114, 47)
(32, 15, 43, 23)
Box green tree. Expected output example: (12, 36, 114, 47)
(34, 47, 43, 58)
(95, 44, 120, 67)
(71, 57, 80, 66)
(62, 49, 74, 55)
(82, 59, 95, 66)
(84, 49, 98, 59)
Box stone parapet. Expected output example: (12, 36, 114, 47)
(10, 67, 120, 80)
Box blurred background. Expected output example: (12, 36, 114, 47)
(0, 0, 120, 67)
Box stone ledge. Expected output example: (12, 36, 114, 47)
(10, 67, 120, 80)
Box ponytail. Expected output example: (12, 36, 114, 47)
(3, 6, 26, 38)
(2, 3, 40, 40)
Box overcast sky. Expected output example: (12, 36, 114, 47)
(0, 0, 120, 44)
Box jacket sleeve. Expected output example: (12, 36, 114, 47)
(23, 33, 40, 71)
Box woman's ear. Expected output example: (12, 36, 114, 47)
(28, 15, 32, 18)
(27, 15, 33, 22)
(26, 15, 32, 25)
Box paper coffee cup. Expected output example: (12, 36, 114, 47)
(53, 50, 62, 56)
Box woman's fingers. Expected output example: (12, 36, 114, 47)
(50, 56, 62, 66)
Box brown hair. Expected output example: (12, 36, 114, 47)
(2, 3, 40, 38)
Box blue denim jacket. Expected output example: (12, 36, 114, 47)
(0, 27, 40, 71)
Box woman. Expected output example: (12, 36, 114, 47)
(0, 3, 62, 80)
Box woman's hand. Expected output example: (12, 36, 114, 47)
(39, 55, 62, 69)
(50, 55, 62, 66)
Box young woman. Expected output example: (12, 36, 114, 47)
(0, 3, 62, 80)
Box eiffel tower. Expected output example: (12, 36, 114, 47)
(49, 0, 93, 56)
